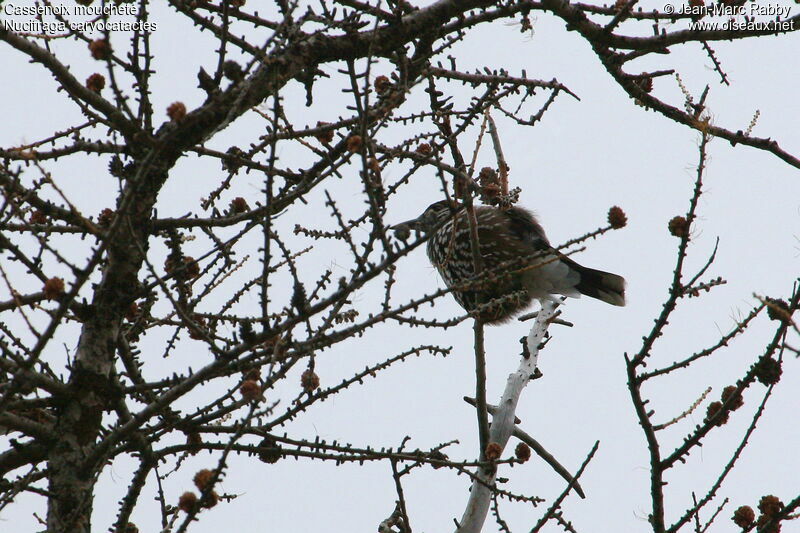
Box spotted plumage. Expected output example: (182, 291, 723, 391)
(395, 200, 625, 324)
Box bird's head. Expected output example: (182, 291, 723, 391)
(392, 200, 460, 238)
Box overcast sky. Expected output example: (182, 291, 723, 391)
(1, 0, 799, 532)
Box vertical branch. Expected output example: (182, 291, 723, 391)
(625, 349, 666, 532)
(467, 111, 490, 177)
(428, 75, 492, 461)
(631, 131, 709, 367)
(390, 459, 413, 533)
(623, 132, 711, 532)
(213, 0, 231, 84)
(132, 0, 154, 130)
(485, 113, 508, 196)
(473, 320, 490, 460)
(457, 300, 558, 533)
(261, 94, 280, 323)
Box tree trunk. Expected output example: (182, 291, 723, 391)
(46, 166, 157, 532)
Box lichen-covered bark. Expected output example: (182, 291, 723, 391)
(46, 170, 158, 532)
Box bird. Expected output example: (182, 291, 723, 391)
(393, 200, 625, 324)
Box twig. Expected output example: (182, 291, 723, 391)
(529, 441, 599, 532)
(462, 396, 586, 498)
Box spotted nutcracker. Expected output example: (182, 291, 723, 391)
(394, 200, 625, 324)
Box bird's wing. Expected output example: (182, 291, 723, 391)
(504, 206, 551, 251)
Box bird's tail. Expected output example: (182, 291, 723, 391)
(572, 263, 626, 306)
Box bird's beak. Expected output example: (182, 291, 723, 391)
(391, 217, 420, 231)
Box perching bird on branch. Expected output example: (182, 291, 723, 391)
(394, 200, 625, 324)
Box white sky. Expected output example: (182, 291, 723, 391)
(1, 1, 799, 532)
